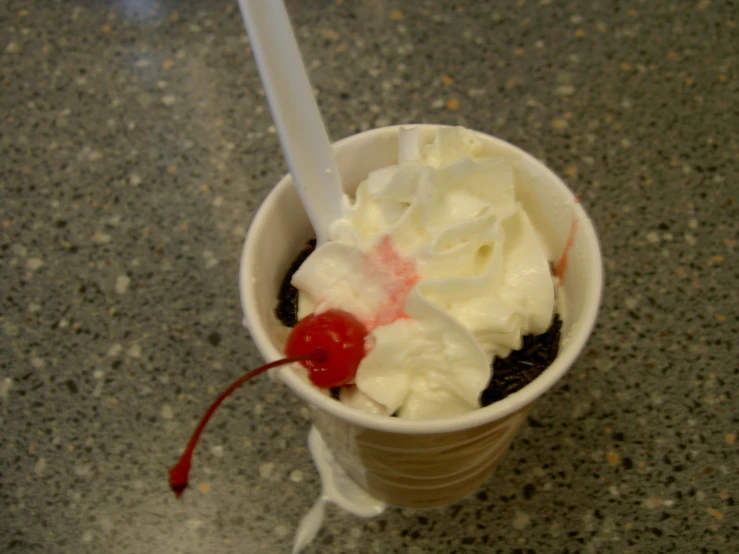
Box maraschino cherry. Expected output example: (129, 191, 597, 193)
(168, 308, 368, 498)
(285, 309, 368, 388)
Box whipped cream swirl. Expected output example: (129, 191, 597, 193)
(292, 127, 554, 419)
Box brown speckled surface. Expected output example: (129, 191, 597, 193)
(1, 1, 737, 553)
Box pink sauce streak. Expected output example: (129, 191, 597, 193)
(363, 236, 420, 330)
(553, 198, 581, 284)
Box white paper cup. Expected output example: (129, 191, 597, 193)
(240, 125, 603, 508)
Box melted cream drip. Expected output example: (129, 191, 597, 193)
(292, 426, 385, 553)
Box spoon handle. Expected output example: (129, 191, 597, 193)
(238, 0, 343, 244)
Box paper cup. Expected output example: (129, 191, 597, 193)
(240, 125, 603, 508)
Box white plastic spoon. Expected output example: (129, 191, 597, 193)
(237, 0, 344, 245)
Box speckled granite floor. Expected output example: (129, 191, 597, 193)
(1, 1, 737, 553)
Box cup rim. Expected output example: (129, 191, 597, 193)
(240, 124, 603, 435)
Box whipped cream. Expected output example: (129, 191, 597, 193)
(291, 126, 555, 419)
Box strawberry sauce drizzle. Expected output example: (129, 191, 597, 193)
(553, 199, 580, 284)
(363, 235, 420, 329)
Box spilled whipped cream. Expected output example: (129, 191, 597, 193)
(292, 126, 554, 419)
(292, 427, 385, 554)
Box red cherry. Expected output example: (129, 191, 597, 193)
(168, 309, 367, 499)
(285, 309, 368, 388)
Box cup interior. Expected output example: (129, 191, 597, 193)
(240, 125, 603, 434)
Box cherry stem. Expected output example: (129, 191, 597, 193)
(168, 350, 325, 498)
